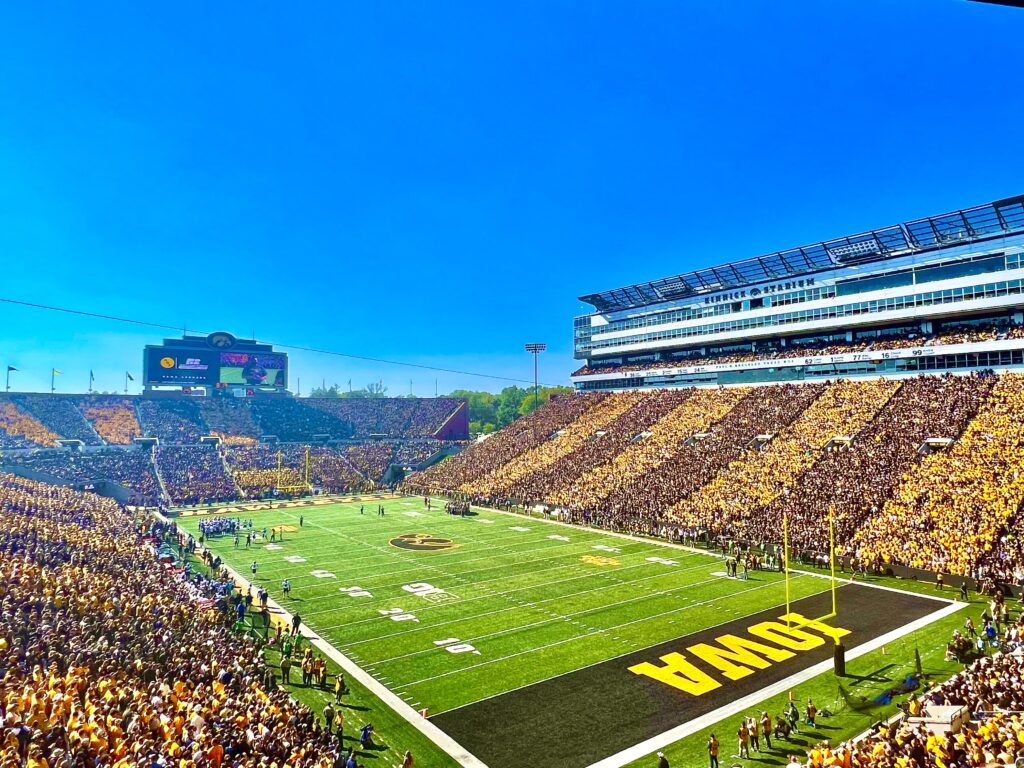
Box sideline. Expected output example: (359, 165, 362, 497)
(585, 598, 965, 768)
(153, 508, 489, 768)
(450, 497, 958, 606)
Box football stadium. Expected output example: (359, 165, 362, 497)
(5, 3, 1024, 768)
(4, 191, 1024, 768)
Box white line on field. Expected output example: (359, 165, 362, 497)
(464, 500, 959, 606)
(348, 559, 728, 652)
(585, 599, 966, 768)
(159, 507, 489, 768)
(394, 574, 809, 689)
(315, 551, 708, 629)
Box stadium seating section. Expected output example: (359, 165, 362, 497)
(573, 321, 1024, 378)
(0, 395, 464, 505)
(408, 371, 1024, 579)
(0, 472, 350, 768)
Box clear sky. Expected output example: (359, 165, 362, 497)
(1, 1, 1022, 395)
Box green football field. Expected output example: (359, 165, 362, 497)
(177, 496, 962, 768)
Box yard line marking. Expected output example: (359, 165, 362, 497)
(364, 569, 748, 666)
(239, 524, 632, 582)
(159, 508, 487, 768)
(304, 546, 709, 619)
(462, 498, 961, 605)
(253, 530, 629, 589)
(292, 541, 694, 614)
(387, 575, 808, 682)
(336, 558, 721, 645)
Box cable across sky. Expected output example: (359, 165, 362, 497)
(0, 297, 556, 387)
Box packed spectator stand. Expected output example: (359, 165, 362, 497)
(572, 321, 1024, 379)
(0, 395, 467, 505)
(0, 472, 406, 768)
(407, 371, 1024, 586)
(155, 445, 238, 505)
(1, 448, 160, 503)
(78, 396, 143, 444)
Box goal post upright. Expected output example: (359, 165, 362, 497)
(829, 505, 838, 621)
(783, 510, 791, 626)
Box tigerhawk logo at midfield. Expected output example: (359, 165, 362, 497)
(389, 533, 459, 552)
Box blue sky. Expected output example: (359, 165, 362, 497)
(1, 0, 1022, 395)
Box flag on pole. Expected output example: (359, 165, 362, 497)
(52, 369, 62, 375)
(126, 372, 134, 381)
(89, 370, 95, 384)
(6, 366, 16, 372)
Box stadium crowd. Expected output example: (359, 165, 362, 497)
(471, 391, 646, 497)
(0, 448, 160, 502)
(851, 372, 1024, 576)
(673, 379, 900, 530)
(155, 445, 237, 505)
(812, 647, 1024, 768)
(12, 395, 102, 445)
(199, 399, 262, 445)
(412, 392, 606, 492)
(249, 399, 352, 442)
(409, 373, 1024, 584)
(225, 445, 369, 497)
(763, 374, 994, 554)
(78, 398, 143, 444)
(0, 400, 59, 448)
(0, 472, 401, 768)
(137, 400, 207, 444)
(487, 390, 687, 507)
(305, 398, 464, 439)
(344, 443, 395, 482)
(607, 383, 822, 528)
(573, 320, 1024, 378)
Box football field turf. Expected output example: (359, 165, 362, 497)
(178, 496, 958, 768)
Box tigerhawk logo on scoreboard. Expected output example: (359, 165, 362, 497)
(389, 533, 459, 552)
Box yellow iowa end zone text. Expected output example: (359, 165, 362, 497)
(628, 613, 850, 697)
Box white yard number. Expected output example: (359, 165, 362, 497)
(434, 637, 480, 655)
(310, 570, 336, 579)
(646, 557, 678, 566)
(339, 586, 372, 597)
(547, 535, 570, 542)
(593, 545, 621, 553)
(403, 582, 444, 597)
(378, 608, 418, 622)
(283, 555, 307, 563)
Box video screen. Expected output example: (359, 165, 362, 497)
(219, 352, 287, 387)
(146, 348, 219, 385)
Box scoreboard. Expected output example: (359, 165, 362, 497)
(144, 332, 288, 389)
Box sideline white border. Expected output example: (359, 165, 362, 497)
(160, 497, 962, 768)
(452, 499, 965, 767)
(586, 599, 964, 768)
(466, 499, 957, 606)
(154, 508, 489, 768)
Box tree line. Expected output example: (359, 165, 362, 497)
(305, 382, 573, 435)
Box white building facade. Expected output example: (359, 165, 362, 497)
(573, 195, 1024, 390)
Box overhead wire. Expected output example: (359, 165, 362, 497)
(0, 296, 557, 387)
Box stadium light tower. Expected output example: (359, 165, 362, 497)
(524, 343, 546, 413)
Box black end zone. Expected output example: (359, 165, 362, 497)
(430, 583, 948, 768)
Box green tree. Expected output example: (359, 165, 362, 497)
(451, 389, 499, 428)
(519, 385, 573, 417)
(496, 386, 527, 427)
(308, 384, 342, 398)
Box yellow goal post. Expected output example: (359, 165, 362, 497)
(783, 506, 840, 637)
